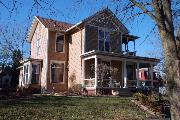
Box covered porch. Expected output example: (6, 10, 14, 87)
(82, 51, 159, 95)
(18, 58, 42, 90)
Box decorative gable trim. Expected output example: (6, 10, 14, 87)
(83, 8, 129, 33)
(27, 16, 46, 42)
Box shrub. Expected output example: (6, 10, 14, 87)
(68, 84, 82, 95)
(133, 92, 162, 114)
(133, 92, 144, 101)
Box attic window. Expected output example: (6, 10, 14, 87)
(56, 34, 64, 52)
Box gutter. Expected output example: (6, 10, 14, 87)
(65, 21, 83, 32)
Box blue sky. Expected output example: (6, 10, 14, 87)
(0, 0, 163, 58)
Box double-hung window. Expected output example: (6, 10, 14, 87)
(31, 63, 40, 84)
(23, 65, 29, 84)
(98, 29, 110, 52)
(56, 34, 64, 52)
(51, 61, 64, 83)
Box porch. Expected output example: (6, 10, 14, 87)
(18, 58, 42, 90)
(82, 51, 159, 95)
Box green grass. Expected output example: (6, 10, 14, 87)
(0, 96, 150, 120)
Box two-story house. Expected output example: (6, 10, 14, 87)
(18, 8, 159, 95)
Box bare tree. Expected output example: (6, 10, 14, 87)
(0, 23, 28, 65)
(128, 1, 180, 119)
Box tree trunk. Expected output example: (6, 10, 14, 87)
(158, 28, 180, 119)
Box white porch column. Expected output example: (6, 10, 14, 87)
(123, 60, 127, 88)
(94, 56, 98, 88)
(28, 61, 32, 85)
(82, 59, 85, 87)
(150, 63, 153, 87)
(136, 62, 140, 88)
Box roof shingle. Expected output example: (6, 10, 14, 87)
(36, 16, 74, 31)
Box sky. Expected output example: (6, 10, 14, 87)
(0, 0, 163, 59)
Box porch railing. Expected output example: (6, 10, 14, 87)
(127, 80, 137, 88)
(127, 79, 158, 88)
(84, 79, 95, 87)
(97, 79, 121, 88)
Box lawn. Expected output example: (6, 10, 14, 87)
(0, 96, 150, 120)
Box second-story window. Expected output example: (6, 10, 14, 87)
(56, 34, 64, 52)
(36, 39, 40, 56)
(98, 29, 110, 52)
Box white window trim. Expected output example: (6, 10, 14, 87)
(98, 27, 111, 52)
(23, 62, 31, 85)
(50, 60, 65, 84)
(55, 33, 65, 53)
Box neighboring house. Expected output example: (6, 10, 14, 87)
(18, 8, 159, 94)
(139, 68, 162, 88)
(0, 70, 12, 88)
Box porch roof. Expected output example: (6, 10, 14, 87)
(81, 50, 160, 63)
(20, 58, 43, 64)
(122, 34, 139, 44)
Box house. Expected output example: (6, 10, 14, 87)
(0, 70, 12, 88)
(18, 8, 159, 95)
(139, 68, 162, 88)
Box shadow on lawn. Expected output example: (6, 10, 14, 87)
(0, 96, 81, 107)
(0, 96, 149, 120)
(0, 95, 131, 108)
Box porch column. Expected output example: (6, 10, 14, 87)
(94, 56, 98, 88)
(136, 62, 140, 88)
(82, 59, 85, 87)
(150, 63, 153, 87)
(28, 61, 32, 84)
(123, 60, 127, 88)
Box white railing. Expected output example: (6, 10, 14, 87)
(84, 79, 95, 87)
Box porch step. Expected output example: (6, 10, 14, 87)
(118, 88, 132, 96)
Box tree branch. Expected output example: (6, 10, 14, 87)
(129, 0, 157, 21)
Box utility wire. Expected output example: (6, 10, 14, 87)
(137, 25, 157, 47)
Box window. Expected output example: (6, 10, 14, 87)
(144, 71, 148, 79)
(56, 34, 64, 52)
(36, 39, 40, 56)
(51, 61, 64, 83)
(23, 65, 29, 84)
(31, 63, 40, 84)
(98, 29, 110, 52)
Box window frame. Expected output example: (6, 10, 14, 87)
(98, 28, 111, 52)
(36, 38, 40, 56)
(31, 62, 41, 84)
(23, 64, 29, 85)
(50, 60, 65, 84)
(55, 33, 65, 53)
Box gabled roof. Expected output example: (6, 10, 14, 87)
(67, 8, 129, 33)
(27, 16, 73, 42)
(36, 16, 74, 31)
(84, 8, 129, 33)
(28, 8, 129, 42)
